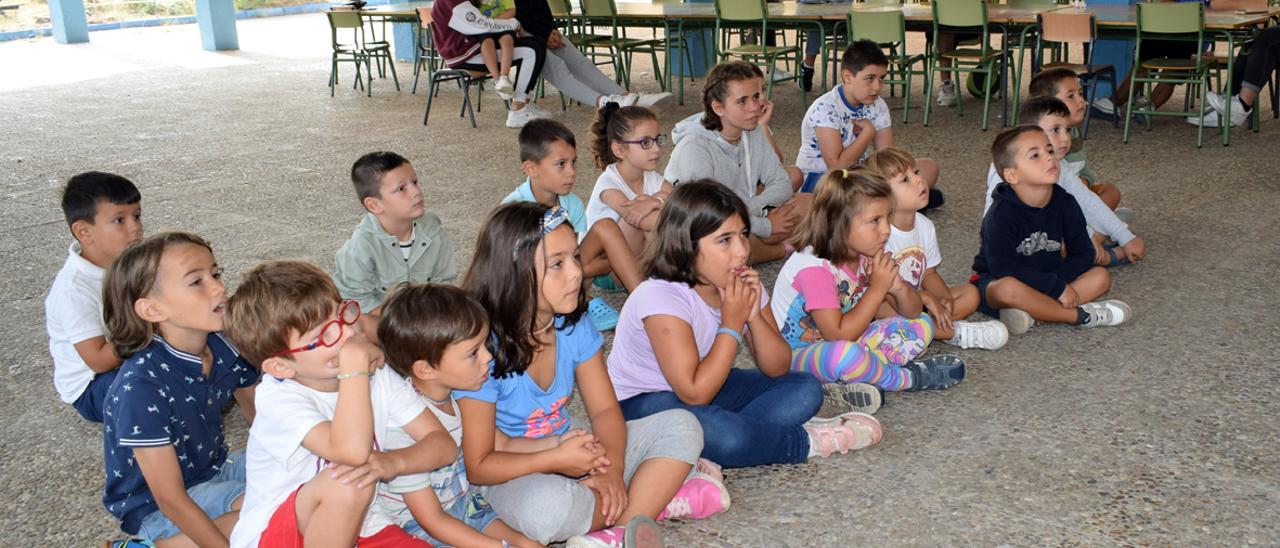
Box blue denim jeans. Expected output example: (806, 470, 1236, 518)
(618, 370, 822, 468)
(135, 449, 246, 541)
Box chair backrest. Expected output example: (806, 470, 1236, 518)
(1136, 1, 1202, 34)
(1005, 0, 1057, 8)
(415, 6, 431, 29)
(848, 9, 906, 46)
(716, 0, 767, 21)
(581, 0, 616, 17)
(1038, 11, 1094, 45)
(934, 0, 988, 28)
(547, 0, 572, 16)
(328, 10, 363, 29)
(862, 0, 903, 5)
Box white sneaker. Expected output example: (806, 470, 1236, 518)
(492, 76, 514, 101)
(937, 80, 957, 107)
(1206, 91, 1251, 127)
(771, 68, 794, 82)
(998, 308, 1035, 335)
(505, 105, 541, 128)
(1091, 95, 1116, 116)
(598, 93, 639, 108)
(523, 102, 554, 118)
(1079, 300, 1131, 327)
(943, 320, 1009, 350)
(1186, 110, 1224, 127)
(635, 92, 674, 113)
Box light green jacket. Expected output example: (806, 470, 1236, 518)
(334, 212, 457, 311)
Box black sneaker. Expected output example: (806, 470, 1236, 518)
(904, 354, 966, 392)
(801, 64, 815, 92)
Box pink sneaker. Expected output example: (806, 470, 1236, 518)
(657, 469, 730, 521)
(694, 458, 723, 484)
(567, 516, 664, 548)
(804, 412, 883, 458)
(567, 526, 625, 548)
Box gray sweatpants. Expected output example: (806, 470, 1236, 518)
(542, 39, 626, 106)
(480, 409, 703, 544)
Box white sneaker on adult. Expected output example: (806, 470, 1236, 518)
(506, 105, 541, 128)
(1185, 110, 1224, 127)
(598, 93, 640, 108)
(492, 76, 514, 101)
(635, 92, 675, 113)
(522, 102, 554, 118)
(942, 320, 1009, 350)
(1091, 95, 1116, 116)
(771, 68, 794, 82)
(1206, 91, 1251, 127)
(937, 80, 957, 107)
(1079, 300, 1131, 327)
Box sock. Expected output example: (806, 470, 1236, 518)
(1076, 306, 1091, 326)
(1236, 95, 1252, 112)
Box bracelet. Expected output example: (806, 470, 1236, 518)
(716, 327, 744, 345)
(336, 371, 371, 380)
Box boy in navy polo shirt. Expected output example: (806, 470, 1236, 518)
(100, 232, 258, 546)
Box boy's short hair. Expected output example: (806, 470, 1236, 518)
(224, 260, 342, 366)
(378, 284, 488, 379)
(519, 118, 577, 163)
(992, 125, 1047, 182)
(701, 61, 765, 131)
(866, 146, 918, 180)
(1018, 96, 1072, 127)
(351, 151, 410, 203)
(1028, 67, 1078, 99)
(841, 39, 889, 76)
(61, 171, 141, 229)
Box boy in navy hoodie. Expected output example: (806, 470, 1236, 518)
(972, 126, 1132, 335)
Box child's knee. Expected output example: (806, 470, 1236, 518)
(591, 217, 624, 240)
(314, 473, 375, 510)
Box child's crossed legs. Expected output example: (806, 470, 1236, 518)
(983, 266, 1110, 324)
(791, 315, 934, 392)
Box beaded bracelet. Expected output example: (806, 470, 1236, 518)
(716, 326, 744, 345)
(336, 371, 371, 380)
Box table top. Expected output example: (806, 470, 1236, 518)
(371, 1, 1280, 29)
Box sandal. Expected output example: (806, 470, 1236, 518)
(1102, 247, 1129, 268)
(587, 297, 620, 331)
(904, 354, 966, 392)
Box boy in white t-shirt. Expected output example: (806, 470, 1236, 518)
(868, 148, 1009, 350)
(795, 40, 943, 206)
(224, 261, 457, 548)
(45, 171, 143, 423)
(375, 284, 547, 547)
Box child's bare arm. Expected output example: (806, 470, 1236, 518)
(873, 126, 895, 151)
(459, 399, 604, 485)
(921, 268, 953, 303)
(73, 336, 122, 373)
(300, 335, 380, 465)
(600, 189, 660, 229)
(134, 445, 230, 547)
(377, 410, 457, 476)
(815, 125, 874, 171)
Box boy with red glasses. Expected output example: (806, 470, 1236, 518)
(223, 260, 458, 548)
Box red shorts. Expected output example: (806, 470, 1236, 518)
(259, 487, 432, 547)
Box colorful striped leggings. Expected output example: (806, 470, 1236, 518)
(790, 315, 935, 392)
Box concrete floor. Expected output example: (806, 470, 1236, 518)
(2, 12, 1279, 546)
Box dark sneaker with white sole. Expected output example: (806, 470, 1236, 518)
(822, 382, 882, 415)
(904, 354, 966, 392)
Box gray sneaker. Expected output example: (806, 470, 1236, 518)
(998, 308, 1035, 335)
(822, 382, 882, 415)
(1114, 207, 1135, 225)
(1079, 300, 1131, 327)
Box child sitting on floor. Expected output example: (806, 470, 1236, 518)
(772, 168, 966, 403)
(986, 97, 1146, 268)
(46, 171, 143, 423)
(456, 202, 713, 547)
(334, 151, 457, 338)
(867, 147, 1008, 350)
(100, 232, 258, 546)
(974, 126, 1132, 335)
(503, 118, 643, 331)
(224, 261, 456, 547)
(608, 180, 877, 467)
(1028, 68, 1124, 211)
(373, 283, 540, 547)
(794, 39, 943, 208)
(586, 103, 673, 266)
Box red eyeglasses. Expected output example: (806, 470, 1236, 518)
(271, 300, 361, 358)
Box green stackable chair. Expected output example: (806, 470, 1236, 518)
(714, 0, 804, 101)
(847, 8, 927, 122)
(1122, 2, 1213, 147)
(923, 0, 1004, 130)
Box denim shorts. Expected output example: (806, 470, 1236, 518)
(135, 449, 247, 541)
(401, 490, 499, 545)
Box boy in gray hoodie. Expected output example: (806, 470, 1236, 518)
(663, 61, 811, 263)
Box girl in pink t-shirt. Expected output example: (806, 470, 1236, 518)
(772, 168, 966, 394)
(609, 180, 883, 468)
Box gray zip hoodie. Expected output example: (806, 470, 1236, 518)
(663, 112, 794, 238)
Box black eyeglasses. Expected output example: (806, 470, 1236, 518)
(617, 134, 666, 150)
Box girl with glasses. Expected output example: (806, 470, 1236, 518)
(586, 103, 674, 267)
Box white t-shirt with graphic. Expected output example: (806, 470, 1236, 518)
(885, 213, 942, 290)
(795, 86, 892, 174)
